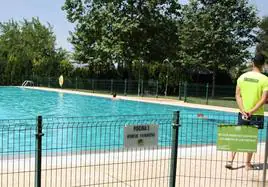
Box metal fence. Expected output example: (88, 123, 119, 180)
(32, 77, 159, 97)
(0, 112, 267, 187)
(177, 113, 268, 187)
(27, 77, 236, 100)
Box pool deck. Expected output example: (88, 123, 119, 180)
(24, 86, 241, 113)
(1, 144, 267, 187)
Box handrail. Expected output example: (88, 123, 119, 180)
(22, 80, 34, 87)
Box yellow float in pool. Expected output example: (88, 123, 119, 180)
(59, 75, 64, 88)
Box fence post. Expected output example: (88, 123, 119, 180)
(169, 111, 180, 187)
(178, 82, 182, 100)
(138, 80, 140, 96)
(35, 116, 43, 187)
(111, 79, 114, 94)
(141, 80, 144, 97)
(75, 77, 78, 90)
(156, 80, 159, 98)
(262, 122, 268, 187)
(92, 79, 95, 93)
(124, 79, 127, 96)
(206, 83, 209, 105)
(48, 77, 50, 88)
(165, 78, 168, 97)
(184, 82, 187, 102)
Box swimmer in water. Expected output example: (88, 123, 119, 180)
(197, 113, 208, 119)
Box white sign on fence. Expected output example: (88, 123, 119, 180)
(124, 124, 159, 148)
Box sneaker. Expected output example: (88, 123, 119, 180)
(225, 161, 233, 169)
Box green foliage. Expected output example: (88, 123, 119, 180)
(63, 0, 259, 91)
(0, 0, 261, 92)
(180, 0, 258, 71)
(62, 0, 181, 80)
(0, 18, 69, 84)
(179, 0, 258, 95)
(60, 59, 74, 76)
(257, 17, 268, 61)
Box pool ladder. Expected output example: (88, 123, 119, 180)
(22, 80, 34, 87)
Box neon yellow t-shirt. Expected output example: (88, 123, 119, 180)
(237, 71, 268, 115)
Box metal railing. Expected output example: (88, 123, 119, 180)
(0, 112, 267, 187)
(177, 113, 268, 187)
(26, 77, 236, 100)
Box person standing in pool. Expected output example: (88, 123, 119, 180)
(226, 54, 268, 170)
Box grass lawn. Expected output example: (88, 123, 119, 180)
(182, 96, 268, 112)
(186, 96, 238, 108)
(142, 94, 268, 112)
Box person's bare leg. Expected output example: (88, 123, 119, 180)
(225, 152, 236, 169)
(246, 152, 253, 170)
(230, 152, 236, 162)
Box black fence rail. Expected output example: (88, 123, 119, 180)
(24, 76, 236, 101)
(0, 112, 267, 187)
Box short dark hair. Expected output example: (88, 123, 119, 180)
(252, 54, 266, 68)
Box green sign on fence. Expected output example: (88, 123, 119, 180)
(217, 125, 258, 152)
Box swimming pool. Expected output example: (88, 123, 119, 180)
(0, 87, 265, 155)
(0, 87, 229, 119)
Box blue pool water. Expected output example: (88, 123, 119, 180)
(0, 87, 228, 119)
(0, 87, 266, 154)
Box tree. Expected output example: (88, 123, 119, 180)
(180, 0, 259, 96)
(256, 16, 268, 60)
(0, 18, 65, 84)
(62, 0, 181, 80)
(59, 59, 73, 77)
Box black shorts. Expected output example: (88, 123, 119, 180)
(238, 113, 264, 129)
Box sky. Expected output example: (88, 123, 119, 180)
(0, 0, 267, 52)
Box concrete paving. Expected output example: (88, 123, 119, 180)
(0, 144, 267, 187)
